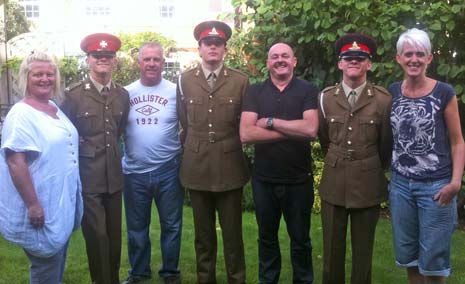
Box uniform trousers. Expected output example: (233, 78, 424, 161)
(189, 188, 245, 284)
(82, 191, 122, 284)
(321, 200, 380, 284)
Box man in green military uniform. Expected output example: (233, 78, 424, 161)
(318, 33, 392, 284)
(176, 20, 249, 284)
(61, 33, 129, 284)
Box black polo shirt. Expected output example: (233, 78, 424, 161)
(242, 76, 319, 183)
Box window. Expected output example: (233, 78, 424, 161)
(85, 0, 110, 16)
(18, 0, 40, 19)
(159, 0, 175, 18)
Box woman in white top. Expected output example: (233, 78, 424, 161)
(0, 52, 83, 284)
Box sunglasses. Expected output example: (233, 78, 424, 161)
(341, 56, 368, 62)
(202, 38, 226, 47)
(90, 53, 115, 60)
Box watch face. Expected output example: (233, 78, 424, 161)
(266, 118, 273, 129)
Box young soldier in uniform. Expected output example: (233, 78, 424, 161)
(61, 33, 130, 284)
(318, 33, 392, 284)
(176, 20, 250, 284)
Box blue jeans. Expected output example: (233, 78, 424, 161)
(123, 156, 184, 279)
(25, 242, 68, 284)
(252, 177, 314, 284)
(389, 171, 457, 277)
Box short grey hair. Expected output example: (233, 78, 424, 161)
(17, 52, 61, 98)
(396, 28, 431, 56)
(138, 42, 164, 60)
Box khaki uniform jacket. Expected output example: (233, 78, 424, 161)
(61, 79, 130, 194)
(318, 82, 392, 208)
(176, 65, 250, 191)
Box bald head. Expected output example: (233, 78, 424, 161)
(268, 43, 294, 58)
(266, 42, 297, 82)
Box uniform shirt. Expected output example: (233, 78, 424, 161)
(242, 76, 319, 184)
(0, 102, 83, 257)
(389, 81, 454, 180)
(122, 79, 181, 174)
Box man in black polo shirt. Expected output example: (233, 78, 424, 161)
(240, 42, 319, 284)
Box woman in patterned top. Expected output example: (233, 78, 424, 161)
(388, 28, 465, 284)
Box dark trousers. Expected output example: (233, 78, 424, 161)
(321, 200, 380, 284)
(189, 188, 245, 284)
(82, 191, 122, 284)
(252, 177, 314, 284)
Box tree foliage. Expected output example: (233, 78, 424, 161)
(113, 31, 177, 86)
(118, 31, 177, 56)
(229, 0, 465, 101)
(1, 0, 30, 41)
(228, 0, 465, 215)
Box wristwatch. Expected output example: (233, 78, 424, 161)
(266, 117, 274, 130)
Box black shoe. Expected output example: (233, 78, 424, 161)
(163, 276, 181, 284)
(121, 275, 151, 284)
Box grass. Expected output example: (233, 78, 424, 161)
(1, 206, 465, 284)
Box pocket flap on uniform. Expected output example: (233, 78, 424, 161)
(324, 152, 338, 167)
(76, 110, 97, 118)
(187, 97, 203, 105)
(218, 97, 240, 105)
(223, 138, 242, 153)
(327, 115, 344, 124)
(359, 116, 379, 125)
(79, 143, 96, 158)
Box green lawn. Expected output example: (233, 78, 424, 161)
(1, 206, 464, 284)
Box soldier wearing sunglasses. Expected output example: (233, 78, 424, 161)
(318, 33, 392, 284)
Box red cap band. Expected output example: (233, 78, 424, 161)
(340, 42, 371, 55)
(80, 33, 121, 54)
(198, 28, 227, 41)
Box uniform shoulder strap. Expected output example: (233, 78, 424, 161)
(373, 85, 390, 96)
(319, 85, 338, 119)
(178, 74, 184, 100)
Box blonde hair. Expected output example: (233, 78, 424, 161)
(18, 52, 61, 98)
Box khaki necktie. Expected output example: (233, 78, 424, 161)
(100, 86, 110, 97)
(101, 86, 110, 97)
(348, 90, 357, 108)
(207, 72, 216, 89)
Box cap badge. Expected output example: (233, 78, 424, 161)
(99, 40, 108, 48)
(208, 27, 220, 36)
(349, 41, 361, 50)
(85, 83, 91, 90)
